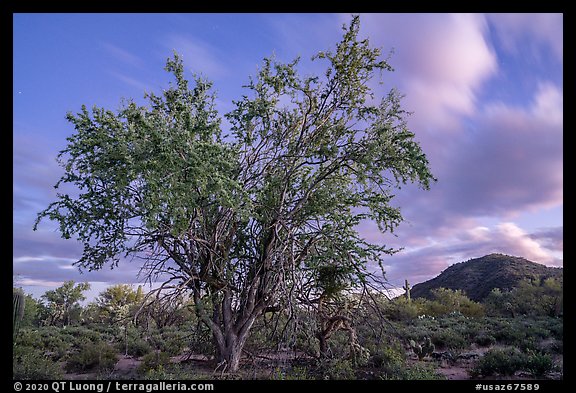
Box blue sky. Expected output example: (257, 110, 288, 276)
(13, 13, 563, 300)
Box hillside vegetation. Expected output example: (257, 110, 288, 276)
(411, 253, 563, 302)
(13, 254, 563, 380)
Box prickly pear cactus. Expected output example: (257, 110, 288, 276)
(410, 336, 435, 360)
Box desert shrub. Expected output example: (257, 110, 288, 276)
(317, 358, 356, 380)
(272, 366, 313, 380)
(16, 327, 71, 360)
(368, 345, 405, 369)
(422, 288, 484, 317)
(524, 323, 551, 339)
(401, 363, 445, 380)
(379, 362, 444, 380)
(65, 341, 118, 373)
(15, 328, 43, 348)
(472, 347, 555, 378)
(61, 326, 113, 348)
(156, 328, 188, 356)
(121, 335, 152, 357)
(484, 279, 562, 317)
(472, 347, 528, 377)
(493, 322, 526, 345)
(139, 351, 171, 373)
(519, 337, 539, 352)
(383, 297, 425, 321)
(431, 328, 467, 350)
(143, 365, 174, 380)
(539, 339, 563, 355)
(400, 322, 437, 344)
(39, 332, 69, 360)
(525, 351, 554, 377)
(13, 346, 63, 380)
(546, 318, 563, 340)
(474, 334, 496, 347)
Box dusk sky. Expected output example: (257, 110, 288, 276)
(13, 13, 563, 300)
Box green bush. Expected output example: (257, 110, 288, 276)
(143, 365, 173, 380)
(317, 358, 356, 380)
(472, 347, 555, 378)
(474, 334, 496, 347)
(380, 362, 444, 380)
(13, 346, 63, 380)
(401, 363, 445, 380)
(472, 348, 528, 377)
(139, 351, 171, 373)
(493, 323, 526, 345)
(547, 318, 563, 340)
(15, 328, 42, 348)
(120, 336, 152, 357)
(272, 366, 313, 380)
(157, 329, 188, 356)
(65, 341, 118, 373)
(431, 329, 467, 350)
(368, 345, 405, 369)
(383, 297, 424, 321)
(525, 351, 554, 377)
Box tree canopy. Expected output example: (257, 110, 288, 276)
(35, 16, 435, 371)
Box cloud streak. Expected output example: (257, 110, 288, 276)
(162, 34, 229, 78)
(487, 13, 563, 62)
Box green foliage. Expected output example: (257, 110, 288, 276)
(484, 278, 563, 317)
(524, 350, 554, 377)
(368, 344, 405, 369)
(272, 366, 313, 380)
(382, 296, 426, 321)
(471, 347, 554, 378)
(430, 329, 468, 350)
(474, 333, 496, 347)
(143, 365, 173, 380)
(21, 294, 40, 328)
(389, 363, 445, 380)
(317, 358, 356, 380)
(65, 341, 118, 373)
(15, 328, 43, 348)
(121, 334, 152, 357)
(93, 284, 144, 324)
(40, 281, 90, 327)
(492, 320, 527, 345)
(424, 288, 485, 317)
(13, 345, 63, 380)
(139, 351, 171, 373)
(471, 347, 527, 377)
(147, 327, 188, 356)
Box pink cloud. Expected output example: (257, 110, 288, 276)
(383, 221, 562, 286)
(358, 13, 497, 131)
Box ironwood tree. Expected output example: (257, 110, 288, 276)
(35, 16, 435, 372)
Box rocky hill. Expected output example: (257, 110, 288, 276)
(410, 253, 563, 302)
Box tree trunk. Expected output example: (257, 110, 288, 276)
(216, 340, 243, 373)
(213, 323, 254, 373)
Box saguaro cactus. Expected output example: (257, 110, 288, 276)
(403, 279, 411, 302)
(13, 288, 25, 344)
